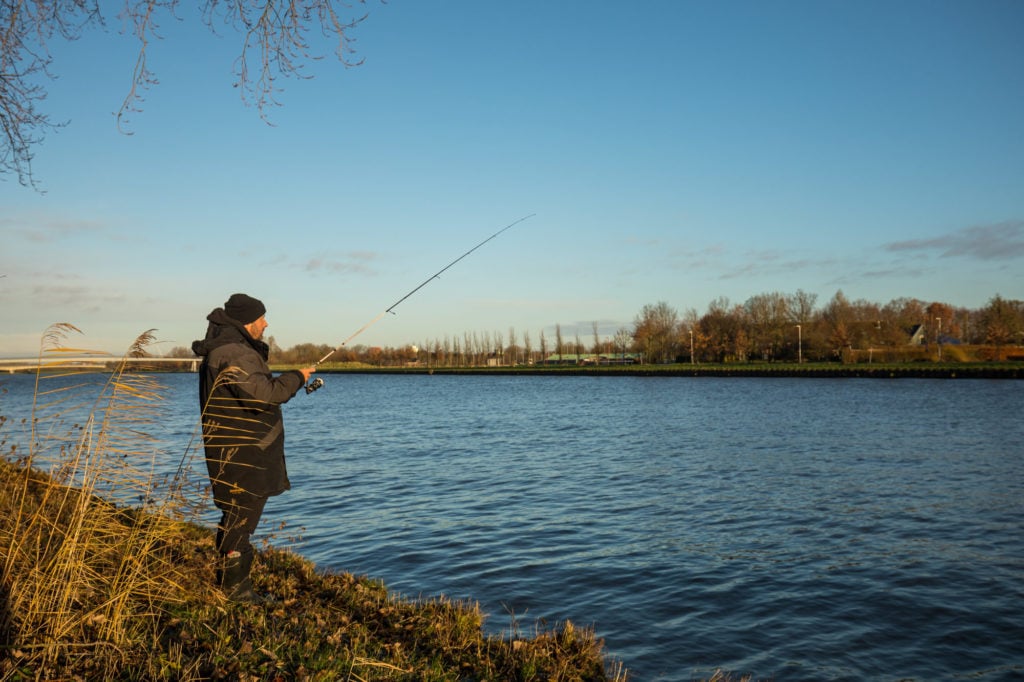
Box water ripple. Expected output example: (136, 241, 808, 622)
(5, 373, 1022, 680)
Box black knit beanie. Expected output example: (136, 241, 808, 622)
(224, 293, 266, 325)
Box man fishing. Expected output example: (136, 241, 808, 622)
(187, 217, 529, 602)
(192, 293, 315, 603)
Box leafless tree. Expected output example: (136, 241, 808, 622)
(164, 345, 195, 358)
(612, 327, 632, 361)
(633, 301, 679, 363)
(980, 294, 1023, 354)
(788, 290, 817, 326)
(506, 326, 517, 365)
(744, 292, 792, 361)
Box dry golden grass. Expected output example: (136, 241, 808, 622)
(1, 325, 204, 672)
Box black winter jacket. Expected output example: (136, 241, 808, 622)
(191, 308, 306, 502)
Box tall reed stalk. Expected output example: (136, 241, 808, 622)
(1, 324, 209, 672)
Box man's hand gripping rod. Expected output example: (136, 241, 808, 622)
(305, 214, 535, 393)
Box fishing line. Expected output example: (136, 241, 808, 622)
(306, 213, 535, 392)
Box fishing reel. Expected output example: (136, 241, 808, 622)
(305, 377, 325, 394)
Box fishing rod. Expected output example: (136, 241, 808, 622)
(305, 213, 535, 393)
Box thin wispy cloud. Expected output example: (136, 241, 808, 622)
(719, 250, 841, 280)
(622, 235, 664, 248)
(15, 274, 157, 313)
(571, 319, 628, 336)
(666, 244, 727, 271)
(31, 283, 93, 300)
(824, 264, 932, 289)
(1, 215, 111, 243)
(23, 282, 126, 314)
(253, 251, 381, 275)
(884, 221, 1024, 261)
(301, 251, 380, 276)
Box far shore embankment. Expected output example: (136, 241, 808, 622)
(300, 362, 1023, 380)
(3, 358, 1021, 379)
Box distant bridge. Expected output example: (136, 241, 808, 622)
(0, 356, 200, 374)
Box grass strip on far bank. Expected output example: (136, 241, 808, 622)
(306, 361, 1023, 379)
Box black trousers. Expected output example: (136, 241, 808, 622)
(215, 493, 268, 558)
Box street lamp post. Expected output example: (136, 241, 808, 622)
(796, 324, 802, 364)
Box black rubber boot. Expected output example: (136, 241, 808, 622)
(218, 549, 264, 604)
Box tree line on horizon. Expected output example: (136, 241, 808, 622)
(164, 291, 1024, 367)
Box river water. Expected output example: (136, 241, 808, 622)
(2, 372, 1022, 680)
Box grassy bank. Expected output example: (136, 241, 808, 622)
(0, 460, 627, 681)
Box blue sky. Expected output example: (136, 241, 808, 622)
(2, 0, 1022, 357)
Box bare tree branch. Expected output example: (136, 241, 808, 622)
(1, 0, 370, 186)
(1, 0, 102, 187)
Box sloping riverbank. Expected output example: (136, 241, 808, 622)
(0, 459, 628, 681)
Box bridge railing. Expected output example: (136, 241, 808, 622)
(0, 357, 201, 374)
